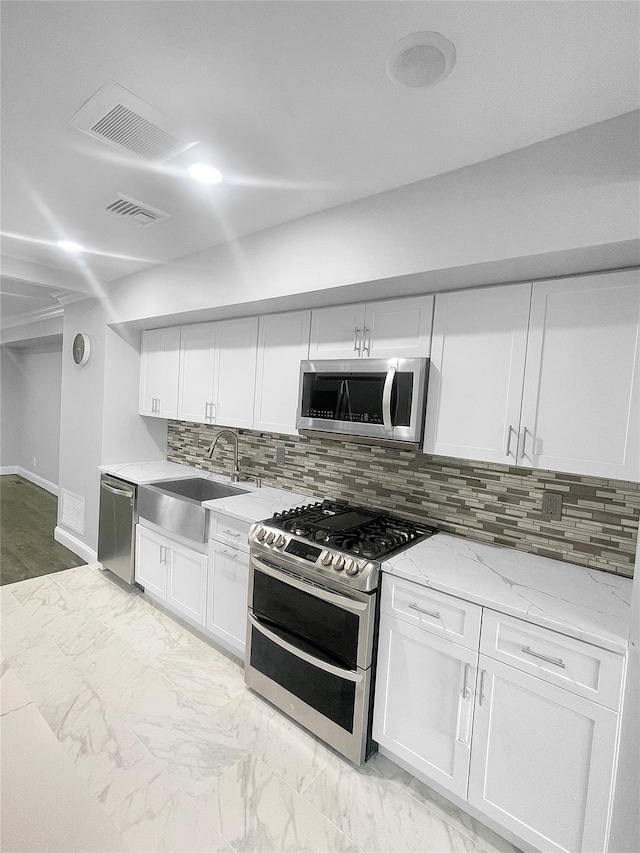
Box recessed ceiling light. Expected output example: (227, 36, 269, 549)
(57, 240, 84, 253)
(386, 31, 456, 88)
(188, 163, 223, 184)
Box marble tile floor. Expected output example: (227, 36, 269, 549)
(0, 565, 522, 853)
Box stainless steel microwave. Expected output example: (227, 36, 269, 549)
(296, 358, 429, 446)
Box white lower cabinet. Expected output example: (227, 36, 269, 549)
(373, 615, 478, 799)
(468, 655, 619, 853)
(374, 575, 625, 853)
(206, 539, 249, 658)
(135, 525, 207, 625)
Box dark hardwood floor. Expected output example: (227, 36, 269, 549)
(0, 475, 85, 585)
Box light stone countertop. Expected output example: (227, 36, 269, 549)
(384, 533, 633, 654)
(98, 460, 315, 523)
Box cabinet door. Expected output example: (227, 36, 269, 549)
(139, 327, 181, 418)
(178, 322, 216, 424)
(468, 655, 619, 853)
(214, 317, 258, 429)
(253, 310, 311, 435)
(135, 525, 167, 599)
(424, 284, 531, 463)
(308, 304, 366, 359)
(520, 271, 640, 479)
(166, 540, 207, 626)
(373, 615, 477, 800)
(364, 295, 434, 359)
(206, 541, 249, 658)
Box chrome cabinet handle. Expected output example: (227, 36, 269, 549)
(159, 545, 166, 564)
(382, 365, 396, 432)
(461, 662, 471, 698)
(522, 425, 533, 458)
(248, 612, 363, 683)
(408, 603, 441, 619)
(210, 402, 217, 422)
(478, 669, 486, 705)
(205, 401, 211, 421)
(506, 424, 516, 457)
(362, 326, 371, 356)
(222, 529, 240, 537)
(221, 549, 239, 558)
(521, 646, 566, 668)
(354, 326, 363, 356)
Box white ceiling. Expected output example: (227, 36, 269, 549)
(1, 1, 639, 321)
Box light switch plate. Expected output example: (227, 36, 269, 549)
(542, 491, 563, 521)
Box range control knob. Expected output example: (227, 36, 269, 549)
(345, 559, 360, 576)
(265, 531, 276, 545)
(320, 551, 333, 566)
(333, 555, 345, 571)
(255, 526, 267, 542)
(274, 534, 286, 549)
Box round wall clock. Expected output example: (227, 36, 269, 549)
(72, 332, 91, 366)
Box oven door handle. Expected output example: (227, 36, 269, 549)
(248, 612, 363, 683)
(250, 555, 369, 613)
(382, 364, 396, 433)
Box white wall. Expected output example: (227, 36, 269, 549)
(56, 301, 166, 559)
(0, 341, 62, 489)
(0, 347, 24, 468)
(108, 112, 640, 325)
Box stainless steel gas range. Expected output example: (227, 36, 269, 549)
(244, 499, 436, 765)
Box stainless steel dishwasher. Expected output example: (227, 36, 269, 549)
(97, 474, 137, 583)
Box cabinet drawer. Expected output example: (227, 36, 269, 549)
(209, 513, 251, 552)
(381, 574, 481, 650)
(480, 610, 625, 710)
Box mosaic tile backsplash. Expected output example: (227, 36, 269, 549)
(167, 421, 639, 578)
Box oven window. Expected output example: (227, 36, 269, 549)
(301, 372, 413, 427)
(252, 567, 361, 668)
(249, 623, 356, 732)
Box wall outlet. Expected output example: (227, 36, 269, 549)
(542, 491, 563, 521)
(276, 445, 286, 466)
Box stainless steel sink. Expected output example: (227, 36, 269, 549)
(137, 478, 248, 542)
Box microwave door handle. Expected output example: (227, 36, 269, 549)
(382, 365, 396, 432)
(248, 612, 363, 683)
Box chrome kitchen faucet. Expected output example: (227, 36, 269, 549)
(206, 430, 262, 486)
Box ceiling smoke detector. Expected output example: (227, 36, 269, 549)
(69, 80, 194, 162)
(386, 31, 456, 88)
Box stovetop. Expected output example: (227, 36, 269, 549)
(249, 500, 437, 592)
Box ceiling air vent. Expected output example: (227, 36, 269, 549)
(102, 193, 171, 228)
(69, 80, 194, 162)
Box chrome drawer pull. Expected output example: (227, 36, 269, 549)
(521, 646, 566, 669)
(461, 662, 471, 698)
(408, 603, 441, 619)
(222, 529, 240, 537)
(478, 669, 486, 705)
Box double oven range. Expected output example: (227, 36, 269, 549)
(244, 499, 436, 765)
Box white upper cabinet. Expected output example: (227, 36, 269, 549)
(425, 270, 640, 480)
(139, 327, 180, 418)
(424, 284, 531, 463)
(253, 310, 311, 435)
(178, 322, 216, 423)
(214, 317, 258, 430)
(309, 296, 433, 360)
(309, 303, 366, 359)
(364, 295, 434, 358)
(520, 271, 639, 480)
(177, 317, 258, 428)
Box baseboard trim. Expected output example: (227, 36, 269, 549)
(54, 526, 96, 565)
(0, 466, 59, 496)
